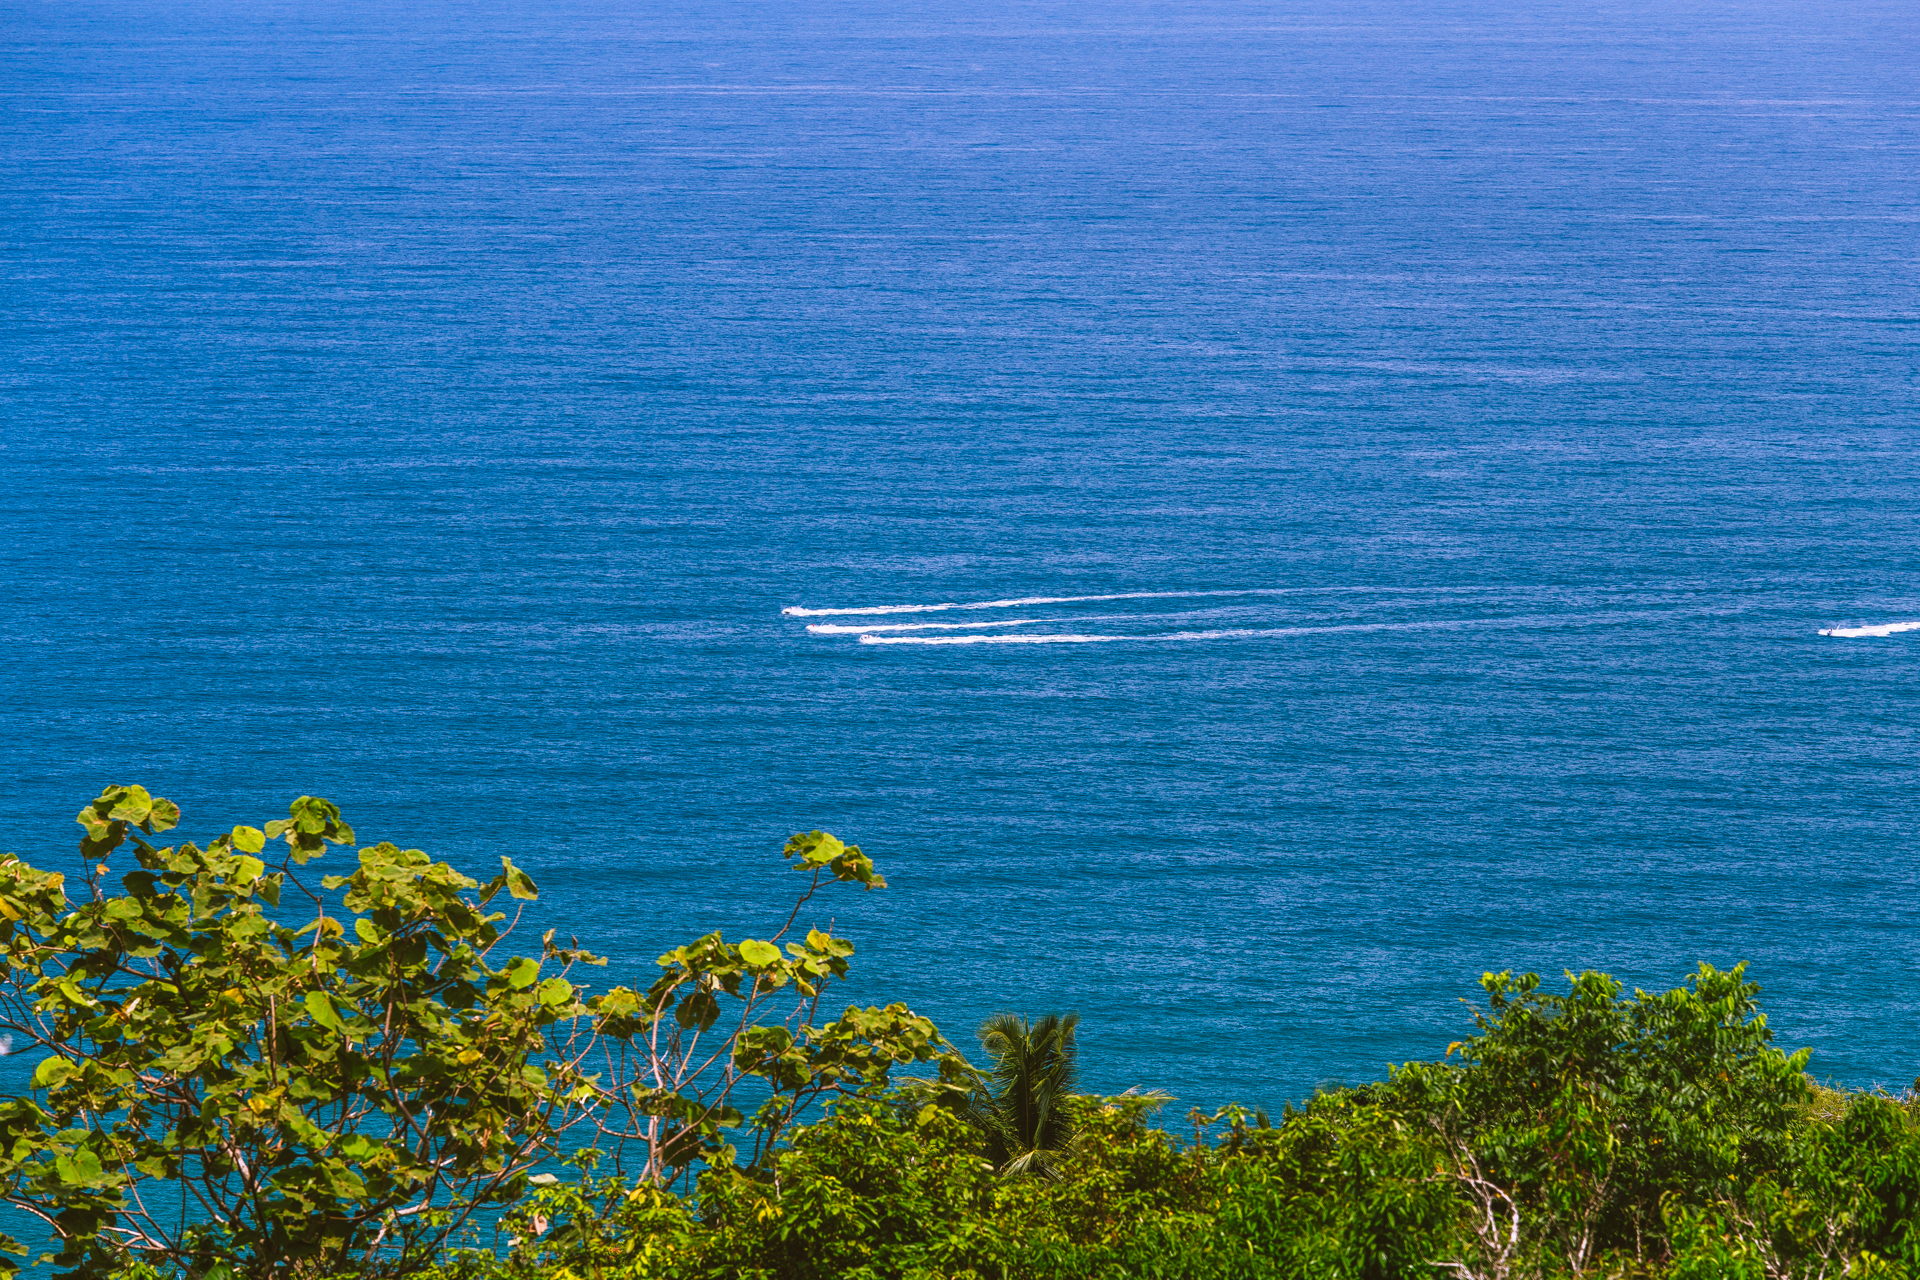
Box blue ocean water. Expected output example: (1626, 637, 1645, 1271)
(2, 0, 1918, 1110)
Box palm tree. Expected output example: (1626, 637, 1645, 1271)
(968, 1012, 1081, 1179)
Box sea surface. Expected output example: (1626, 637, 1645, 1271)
(3, 0, 1918, 1108)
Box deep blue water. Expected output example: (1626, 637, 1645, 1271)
(3, 0, 1919, 1109)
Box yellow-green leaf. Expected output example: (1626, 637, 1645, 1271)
(107, 784, 152, 823)
(501, 857, 538, 901)
(304, 991, 344, 1032)
(33, 1057, 74, 1090)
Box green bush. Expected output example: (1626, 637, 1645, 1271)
(1414, 963, 1817, 1271)
(4, 786, 1918, 1280)
(457, 970, 1914, 1280)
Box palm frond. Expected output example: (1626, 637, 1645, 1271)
(973, 1011, 1083, 1176)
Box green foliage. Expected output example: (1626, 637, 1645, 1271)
(946, 1013, 1084, 1179)
(1421, 963, 1815, 1272)
(0, 788, 953, 1279)
(428, 1153, 706, 1280)
(8, 787, 1920, 1280)
(584, 829, 958, 1191)
(989, 1095, 1275, 1279)
(1666, 1092, 1920, 1280)
(0, 787, 588, 1278)
(697, 1100, 998, 1279)
(437, 964, 1920, 1280)
(438, 1088, 1460, 1280)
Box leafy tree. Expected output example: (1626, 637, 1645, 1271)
(0, 786, 953, 1279)
(578, 828, 954, 1190)
(1430, 963, 1812, 1271)
(0, 785, 583, 1279)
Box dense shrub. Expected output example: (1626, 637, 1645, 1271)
(431, 1078, 1920, 1280)
(437, 969, 1919, 1280)
(3, 787, 1917, 1279)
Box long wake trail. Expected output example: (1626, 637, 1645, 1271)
(856, 611, 1666, 646)
(782, 590, 1298, 618)
(807, 608, 1258, 635)
(808, 616, 1119, 635)
(783, 583, 1723, 620)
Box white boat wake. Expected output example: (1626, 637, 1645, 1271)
(809, 617, 1063, 635)
(855, 613, 1655, 645)
(781, 590, 1301, 618)
(780, 588, 1796, 650)
(805, 608, 1259, 635)
(1818, 620, 1920, 638)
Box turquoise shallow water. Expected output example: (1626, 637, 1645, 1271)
(2, 0, 1918, 1109)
